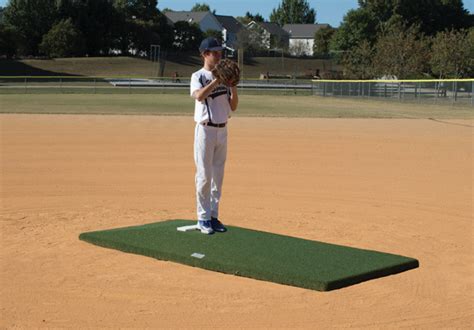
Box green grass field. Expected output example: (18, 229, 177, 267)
(0, 56, 337, 79)
(1, 93, 472, 119)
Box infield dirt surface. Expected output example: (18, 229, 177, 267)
(1, 114, 472, 328)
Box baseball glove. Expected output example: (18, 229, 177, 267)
(212, 59, 240, 87)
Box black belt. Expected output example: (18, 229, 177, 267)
(203, 122, 226, 128)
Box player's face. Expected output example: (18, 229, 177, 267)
(205, 50, 222, 67)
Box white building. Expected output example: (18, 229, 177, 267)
(164, 11, 243, 50)
(283, 24, 331, 56)
(247, 21, 289, 50)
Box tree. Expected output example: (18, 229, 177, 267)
(357, 0, 396, 22)
(125, 0, 161, 20)
(394, 0, 471, 36)
(191, 3, 212, 12)
(204, 29, 223, 42)
(341, 40, 374, 79)
(330, 8, 378, 52)
(236, 25, 266, 55)
(236, 11, 264, 25)
(172, 21, 203, 51)
(110, 0, 174, 55)
(39, 18, 85, 57)
(358, 0, 472, 36)
(430, 28, 474, 78)
(270, 0, 316, 25)
(53, 0, 116, 56)
(0, 22, 17, 58)
(313, 26, 335, 56)
(4, 0, 58, 55)
(372, 24, 430, 78)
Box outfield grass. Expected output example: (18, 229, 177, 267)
(0, 93, 472, 119)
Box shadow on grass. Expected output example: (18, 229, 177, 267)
(0, 60, 81, 76)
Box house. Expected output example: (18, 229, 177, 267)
(283, 24, 331, 56)
(164, 11, 243, 50)
(214, 15, 244, 50)
(247, 21, 290, 50)
(165, 11, 221, 34)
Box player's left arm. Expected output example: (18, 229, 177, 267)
(230, 86, 238, 111)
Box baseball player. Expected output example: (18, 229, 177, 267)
(190, 37, 239, 234)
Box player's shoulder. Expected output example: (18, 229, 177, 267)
(191, 67, 208, 77)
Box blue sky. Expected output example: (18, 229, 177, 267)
(0, 0, 473, 27)
(157, 0, 360, 26)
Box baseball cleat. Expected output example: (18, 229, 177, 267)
(197, 220, 214, 234)
(211, 217, 227, 232)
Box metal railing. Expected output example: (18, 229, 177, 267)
(311, 79, 474, 105)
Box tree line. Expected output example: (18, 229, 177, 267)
(317, 0, 474, 78)
(0, 0, 473, 79)
(0, 0, 312, 58)
(0, 0, 175, 58)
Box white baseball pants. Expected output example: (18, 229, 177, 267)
(194, 123, 228, 221)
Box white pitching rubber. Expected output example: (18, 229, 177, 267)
(177, 225, 200, 232)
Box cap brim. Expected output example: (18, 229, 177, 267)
(209, 46, 224, 51)
(201, 46, 224, 52)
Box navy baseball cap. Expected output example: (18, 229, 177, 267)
(199, 37, 224, 53)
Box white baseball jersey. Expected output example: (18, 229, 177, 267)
(190, 68, 232, 124)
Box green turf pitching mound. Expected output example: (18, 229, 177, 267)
(79, 220, 419, 291)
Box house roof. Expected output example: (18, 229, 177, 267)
(283, 24, 331, 38)
(250, 21, 289, 37)
(164, 15, 175, 26)
(165, 11, 212, 25)
(215, 15, 244, 34)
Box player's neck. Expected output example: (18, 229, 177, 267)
(203, 61, 215, 72)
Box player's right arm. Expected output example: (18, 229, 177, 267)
(190, 74, 219, 102)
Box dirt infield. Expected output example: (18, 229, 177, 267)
(1, 114, 472, 328)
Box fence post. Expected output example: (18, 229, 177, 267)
(94, 78, 97, 94)
(60, 78, 62, 93)
(24, 77, 27, 94)
(471, 81, 473, 106)
(128, 77, 131, 94)
(453, 80, 458, 103)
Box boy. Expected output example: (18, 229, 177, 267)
(190, 37, 239, 234)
